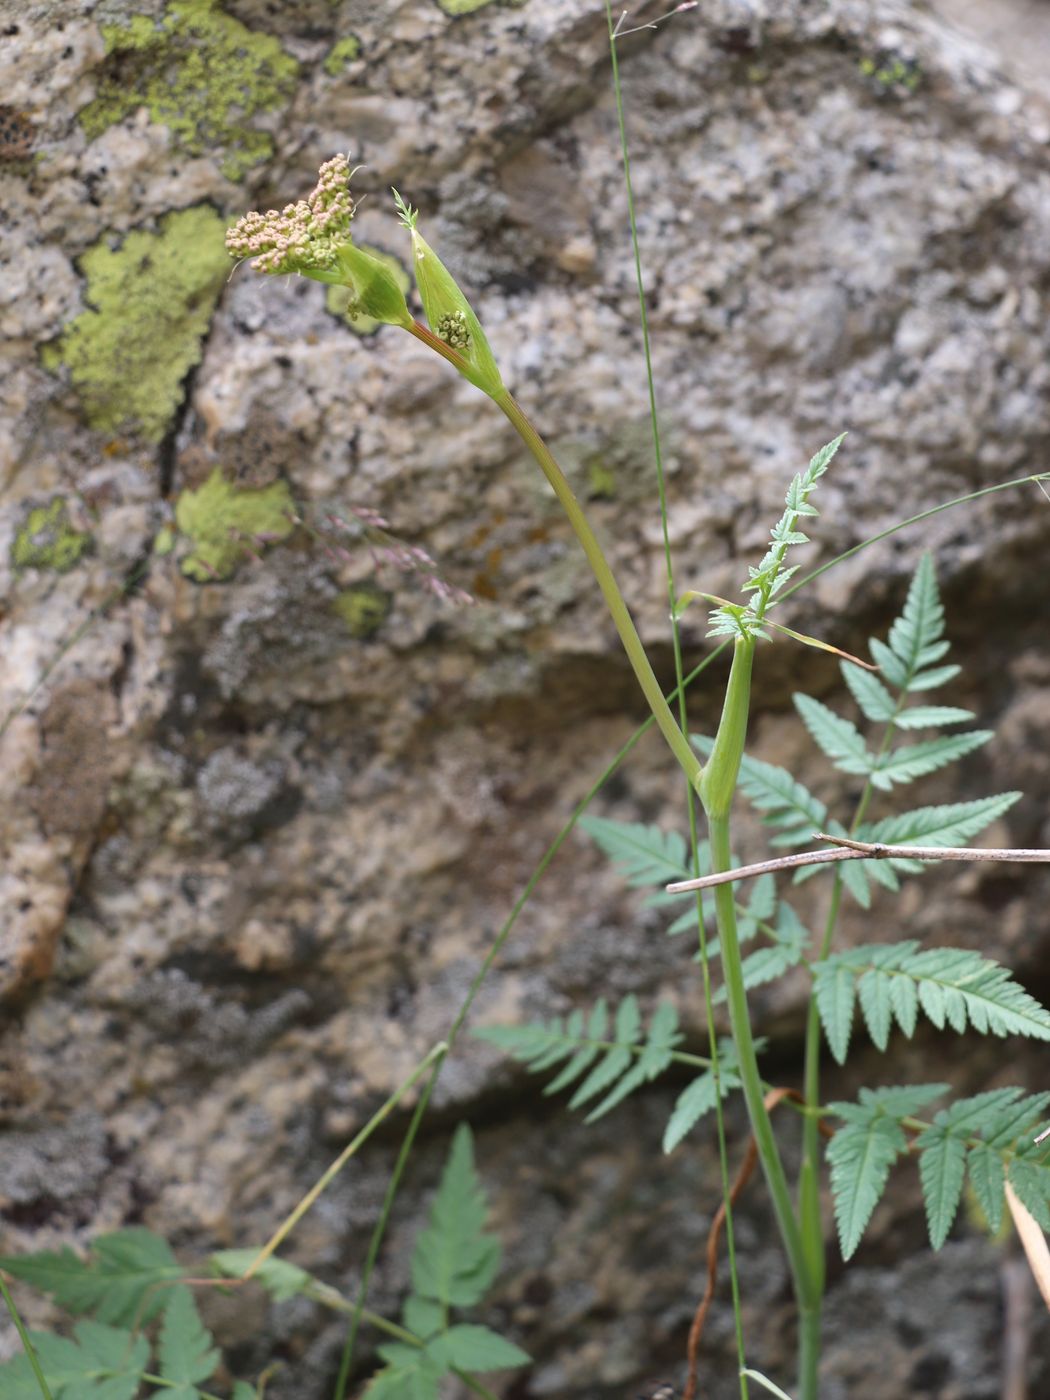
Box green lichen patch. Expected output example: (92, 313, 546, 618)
(333, 582, 390, 637)
(80, 0, 299, 181)
(858, 52, 922, 95)
(323, 35, 361, 77)
(12, 498, 93, 573)
(325, 246, 411, 336)
(174, 468, 296, 582)
(585, 456, 616, 500)
(438, 0, 528, 14)
(41, 206, 230, 444)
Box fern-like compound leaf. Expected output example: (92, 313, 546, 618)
(473, 997, 684, 1127)
(0, 1321, 150, 1400)
(891, 705, 975, 730)
(410, 1124, 500, 1309)
(916, 1125, 967, 1249)
(826, 1104, 908, 1259)
(857, 793, 1021, 870)
(814, 944, 1050, 1063)
(793, 694, 873, 777)
(661, 1038, 759, 1154)
(578, 815, 689, 888)
(867, 731, 992, 790)
(828, 1084, 1050, 1258)
(0, 1229, 183, 1327)
(158, 1287, 221, 1395)
(841, 662, 896, 722)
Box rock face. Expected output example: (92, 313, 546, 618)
(2, 0, 1049, 1395)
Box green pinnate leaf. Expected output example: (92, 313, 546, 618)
(0, 1230, 183, 1327)
(826, 1106, 907, 1258)
(915, 1126, 967, 1248)
(1007, 1157, 1050, 1231)
(402, 1294, 443, 1342)
(210, 1251, 311, 1302)
(410, 1125, 500, 1310)
(967, 1143, 1005, 1233)
(158, 1288, 219, 1393)
(814, 945, 1050, 1053)
(584, 1000, 681, 1122)
(0, 1322, 150, 1400)
(578, 816, 689, 887)
(841, 662, 895, 722)
(886, 553, 944, 677)
(892, 705, 974, 729)
(661, 1038, 757, 1154)
(425, 1324, 529, 1372)
(867, 731, 992, 790)
(567, 996, 640, 1111)
(858, 794, 1021, 859)
(793, 694, 873, 777)
(813, 958, 856, 1064)
(365, 1353, 442, 1400)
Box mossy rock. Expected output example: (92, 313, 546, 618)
(12, 499, 93, 573)
(80, 0, 298, 180)
(333, 582, 391, 638)
(41, 206, 230, 444)
(174, 469, 296, 582)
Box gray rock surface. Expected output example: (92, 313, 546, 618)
(1, 0, 1049, 1395)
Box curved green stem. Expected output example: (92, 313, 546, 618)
(492, 387, 703, 791)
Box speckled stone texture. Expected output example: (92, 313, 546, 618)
(1, 0, 1049, 1396)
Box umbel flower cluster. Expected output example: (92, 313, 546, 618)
(226, 155, 502, 393)
(225, 154, 355, 275)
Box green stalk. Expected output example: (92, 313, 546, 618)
(706, 813, 816, 1308)
(492, 386, 703, 791)
(0, 1274, 52, 1400)
(702, 639, 820, 1396)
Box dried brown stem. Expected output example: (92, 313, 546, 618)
(666, 835, 1050, 895)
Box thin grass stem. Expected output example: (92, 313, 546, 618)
(0, 1274, 52, 1400)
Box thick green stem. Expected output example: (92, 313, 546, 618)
(797, 1305, 822, 1400)
(708, 815, 817, 1317)
(493, 387, 703, 790)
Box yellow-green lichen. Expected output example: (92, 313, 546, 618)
(325, 246, 412, 337)
(80, 0, 299, 181)
(174, 468, 296, 581)
(859, 53, 922, 94)
(12, 498, 93, 573)
(585, 456, 616, 500)
(333, 583, 390, 637)
(323, 35, 361, 77)
(41, 206, 229, 443)
(438, 0, 528, 14)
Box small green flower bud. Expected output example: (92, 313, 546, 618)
(393, 189, 503, 398)
(333, 243, 413, 329)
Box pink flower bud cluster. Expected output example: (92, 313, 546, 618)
(225, 154, 355, 275)
(322, 508, 474, 607)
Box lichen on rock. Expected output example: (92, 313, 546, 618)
(12, 499, 93, 573)
(323, 35, 361, 77)
(173, 468, 296, 581)
(41, 206, 230, 444)
(332, 582, 391, 637)
(80, 0, 299, 180)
